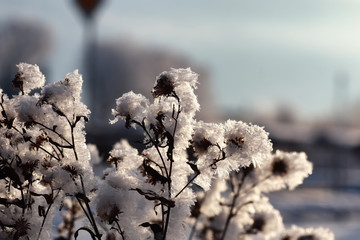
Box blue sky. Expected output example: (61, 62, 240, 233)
(2, 0, 360, 119)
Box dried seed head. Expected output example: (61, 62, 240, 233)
(192, 138, 213, 154)
(152, 74, 174, 98)
(14, 218, 31, 238)
(271, 157, 288, 176)
(12, 71, 25, 93)
(62, 165, 82, 178)
(98, 205, 120, 224)
(227, 136, 245, 148)
(248, 216, 266, 233)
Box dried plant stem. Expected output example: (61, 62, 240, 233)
(162, 99, 181, 240)
(174, 173, 200, 199)
(37, 189, 61, 240)
(134, 120, 169, 179)
(115, 219, 126, 240)
(219, 188, 239, 240)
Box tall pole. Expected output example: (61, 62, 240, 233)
(74, 0, 103, 117)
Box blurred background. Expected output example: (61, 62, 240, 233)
(1, 0, 360, 239)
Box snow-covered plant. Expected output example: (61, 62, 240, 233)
(189, 151, 313, 240)
(104, 68, 333, 240)
(0, 63, 334, 240)
(0, 63, 97, 240)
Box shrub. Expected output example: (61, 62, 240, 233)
(0, 63, 333, 240)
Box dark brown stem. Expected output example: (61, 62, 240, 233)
(219, 190, 238, 240)
(33, 120, 72, 146)
(20, 187, 26, 216)
(162, 95, 182, 240)
(219, 172, 272, 240)
(76, 197, 91, 226)
(161, 203, 165, 231)
(69, 119, 101, 240)
(163, 208, 171, 240)
(12, 126, 60, 161)
(75, 197, 102, 240)
(134, 120, 169, 179)
(84, 199, 102, 239)
(174, 173, 199, 198)
(37, 189, 61, 240)
(219, 173, 245, 240)
(115, 219, 125, 240)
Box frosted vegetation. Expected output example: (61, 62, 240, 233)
(0, 63, 333, 240)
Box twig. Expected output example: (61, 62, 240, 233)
(174, 173, 200, 198)
(114, 219, 125, 240)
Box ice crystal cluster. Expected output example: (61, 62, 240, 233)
(0, 63, 333, 240)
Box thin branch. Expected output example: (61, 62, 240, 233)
(37, 189, 61, 240)
(33, 120, 72, 146)
(219, 172, 246, 240)
(174, 173, 200, 199)
(162, 94, 181, 240)
(76, 197, 92, 226)
(83, 198, 102, 239)
(12, 126, 60, 161)
(114, 219, 125, 240)
(133, 119, 169, 179)
(219, 188, 239, 240)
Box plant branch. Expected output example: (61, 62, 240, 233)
(174, 173, 200, 199)
(33, 120, 72, 146)
(134, 119, 169, 180)
(114, 219, 125, 240)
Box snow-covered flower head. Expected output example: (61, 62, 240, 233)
(260, 150, 313, 191)
(39, 70, 90, 118)
(107, 139, 142, 169)
(13, 63, 45, 94)
(243, 202, 284, 239)
(190, 121, 227, 189)
(152, 68, 198, 98)
(13, 95, 44, 125)
(280, 225, 334, 240)
(224, 120, 272, 169)
(111, 91, 149, 127)
(152, 72, 175, 98)
(191, 121, 225, 158)
(96, 184, 122, 223)
(152, 68, 200, 117)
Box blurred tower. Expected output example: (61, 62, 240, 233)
(74, 0, 104, 112)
